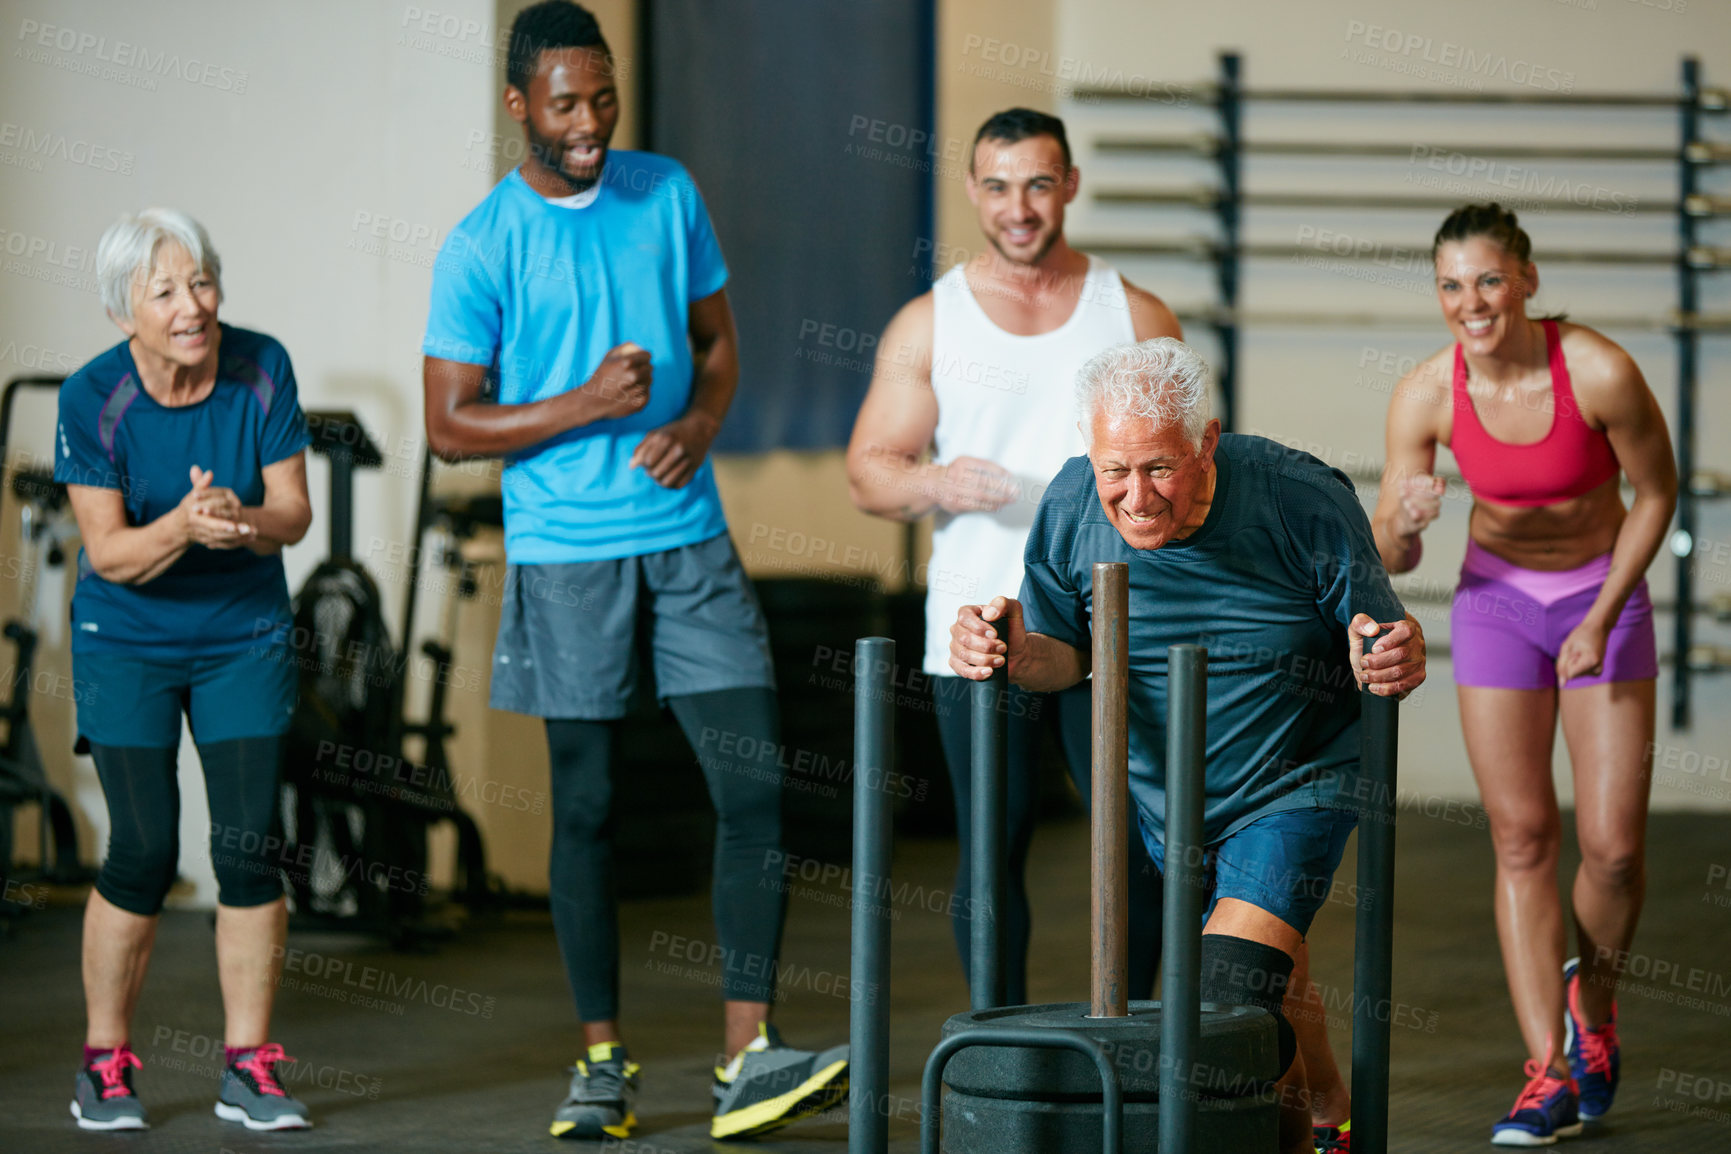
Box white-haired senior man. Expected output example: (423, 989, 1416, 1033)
(948, 338, 1426, 1154)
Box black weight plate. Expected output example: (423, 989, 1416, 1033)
(939, 1084, 1279, 1153)
(940, 1000, 1277, 1102)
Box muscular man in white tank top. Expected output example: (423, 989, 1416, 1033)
(846, 109, 1177, 1006)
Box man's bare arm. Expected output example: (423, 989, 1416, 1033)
(846, 295, 1017, 520)
(846, 295, 945, 520)
(1124, 279, 1183, 342)
(422, 347, 652, 461)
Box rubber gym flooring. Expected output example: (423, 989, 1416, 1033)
(2, 811, 1728, 1153)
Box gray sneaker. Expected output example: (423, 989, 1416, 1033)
(70, 1046, 148, 1131)
(711, 1024, 848, 1140)
(551, 1042, 639, 1140)
(214, 1043, 311, 1130)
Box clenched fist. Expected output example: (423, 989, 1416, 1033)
(581, 342, 652, 420)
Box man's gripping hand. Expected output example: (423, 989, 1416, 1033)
(1348, 612, 1426, 699)
(949, 596, 1025, 681)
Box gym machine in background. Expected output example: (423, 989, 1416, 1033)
(400, 449, 500, 913)
(850, 563, 1402, 1153)
(276, 411, 488, 946)
(0, 376, 89, 915)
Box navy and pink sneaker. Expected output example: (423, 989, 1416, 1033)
(1562, 957, 1620, 1120)
(1491, 1053, 1582, 1147)
(70, 1045, 147, 1130)
(214, 1043, 311, 1130)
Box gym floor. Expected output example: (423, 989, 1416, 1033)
(2, 811, 1727, 1153)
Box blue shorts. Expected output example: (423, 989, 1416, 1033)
(72, 645, 298, 748)
(489, 533, 776, 719)
(1143, 806, 1358, 937)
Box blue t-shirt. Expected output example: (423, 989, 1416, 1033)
(422, 154, 731, 563)
(1019, 433, 1407, 844)
(54, 325, 309, 656)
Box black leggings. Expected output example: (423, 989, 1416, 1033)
(932, 677, 1162, 1005)
(91, 737, 286, 916)
(545, 687, 787, 1022)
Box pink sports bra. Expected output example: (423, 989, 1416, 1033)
(1450, 320, 1620, 507)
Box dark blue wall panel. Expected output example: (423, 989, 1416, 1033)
(647, 0, 934, 452)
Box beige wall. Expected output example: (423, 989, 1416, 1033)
(935, 0, 1058, 258)
(1058, 0, 1723, 90)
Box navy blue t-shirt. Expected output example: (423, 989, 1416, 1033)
(54, 325, 310, 656)
(1019, 433, 1406, 844)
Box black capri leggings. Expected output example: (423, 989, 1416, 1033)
(91, 737, 286, 916)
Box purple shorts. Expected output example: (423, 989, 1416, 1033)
(1451, 541, 1657, 689)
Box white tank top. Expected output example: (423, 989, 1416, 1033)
(923, 255, 1136, 673)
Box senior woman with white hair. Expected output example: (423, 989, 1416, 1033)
(55, 208, 313, 1132)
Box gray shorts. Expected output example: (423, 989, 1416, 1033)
(490, 532, 776, 719)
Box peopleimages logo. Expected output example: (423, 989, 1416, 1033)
(1407, 145, 1637, 214)
(958, 35, 1190, 104)
(15, 19, 249, 93)
(1340, 21, 1575, 93)
(0, 122, 133, 174)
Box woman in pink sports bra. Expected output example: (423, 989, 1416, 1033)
(1372, 204, 1677, 1146)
